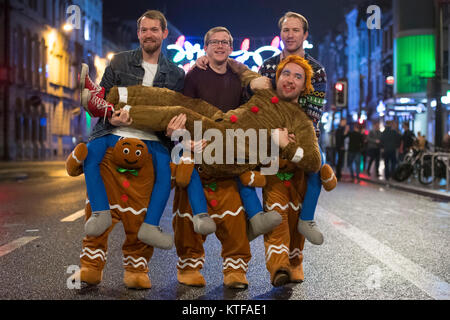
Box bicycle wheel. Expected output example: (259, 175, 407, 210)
(418, 161, 433, 185)
(393, 164, 413, 182)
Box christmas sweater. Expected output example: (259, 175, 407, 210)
(259, 53, 327, 138)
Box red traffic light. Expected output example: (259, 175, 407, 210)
(334, 80, 347, 107)
(335, 83, 344, 92)
(386, 76, 395, 86)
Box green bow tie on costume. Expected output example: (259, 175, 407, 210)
(117, 167, 139, 177)
(276, 172, 294, 181)
(203, 181, 217, 192)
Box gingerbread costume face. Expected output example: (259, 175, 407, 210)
(112, 138, 149, 169)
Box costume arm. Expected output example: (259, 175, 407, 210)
(106, 86, 222, 120)
(227, 59, 261, 88)
(117, 103, 226, 137)
(281, 117, 321, 173)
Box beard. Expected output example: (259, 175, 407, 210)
(141, 38, 162, 54)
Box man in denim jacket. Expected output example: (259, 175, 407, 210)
(81, 10, 210, 250)
(91, 43, 184, 150)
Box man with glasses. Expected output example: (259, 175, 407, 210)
(184, 27, 244, 111)
(174, 27, 265, 289)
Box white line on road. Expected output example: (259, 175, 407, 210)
(61, 209, 85, 222)
(319, 206, 450, 300)
(0, 237, 40, 258)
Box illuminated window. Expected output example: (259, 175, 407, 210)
(395, 34, 436, 94)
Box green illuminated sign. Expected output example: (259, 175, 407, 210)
(395, 34, 436, 94)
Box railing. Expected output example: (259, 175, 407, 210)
(420, 151, 450, 191)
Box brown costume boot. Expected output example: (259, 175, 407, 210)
(288, 264, 304, 283)
(123, 271, 151, 289)
(320, 164, 337, 192)
(224, 272, 249, 289)
(80, 267, 103, 285)
(177, 270, 206, 287)
(272, 268, 290, 287)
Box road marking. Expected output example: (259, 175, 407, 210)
(319, 206, 450, 300)
(61, 209, 85, 222)
(0, 237, 40, 258)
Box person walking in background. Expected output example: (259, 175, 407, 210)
(346, 124, 364, 182)
(416, 131, 428, 151)
(442, 133, 450, 151)
(400, 122, 416, 161)
(380, 121, 401, 181)
(335, 119, 347, 181)
(366, 122, 381, 177)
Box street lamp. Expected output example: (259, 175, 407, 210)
(62, 23, 74, 32)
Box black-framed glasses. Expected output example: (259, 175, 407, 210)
(207, 40, 231, 47)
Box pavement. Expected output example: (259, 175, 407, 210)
(350, 170, 449, 202)
(0, 161, 69, 181)
(0, 160, 449, 301)
(1, 161, 448, 201)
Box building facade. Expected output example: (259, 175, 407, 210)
(318, 0, 449, 147)
(0, 0, 103, 161)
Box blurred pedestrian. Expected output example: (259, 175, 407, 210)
(443, 133, 450, 151)
(400, 122, 416, 160)
(366, 122, 381, 177)
(335, 119, 347, 181)
(380, 121, 402, 180)
(346, 124, 364, 182)
(416, 131, 428, 151)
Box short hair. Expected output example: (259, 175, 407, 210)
(278, 12, 309, 33)
(204, 26, 234, 47)
(137, 10, 167, 31)
(276, 55, 314, 96)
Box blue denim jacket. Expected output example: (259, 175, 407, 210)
(89, 48, 185, 148)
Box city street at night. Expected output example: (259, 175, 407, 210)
(0, 0, 450, 305)
(0, 162, 448, 300)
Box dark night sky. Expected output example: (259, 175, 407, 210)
(104, 0, 357, 40)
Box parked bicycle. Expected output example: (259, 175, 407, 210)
(392, 148, 421, 182)
(418, 149, 448, 185)
(393, 147, 448, 185)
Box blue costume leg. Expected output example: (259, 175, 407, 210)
(187, 168, 208, 215)
(299, 148, 326, 221)
(84, 134, 120, 212)
(143, 141, 172, 226)
(236, 178, 263, 219)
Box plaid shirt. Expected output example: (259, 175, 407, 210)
(259, 53, 327, 138)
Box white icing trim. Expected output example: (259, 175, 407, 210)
(118, 87, 128, 104)
(291, 147, 304, 163)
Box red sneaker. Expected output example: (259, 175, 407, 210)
(81, 89, 114, 118)
(79, 63, 105, 99)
